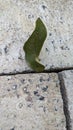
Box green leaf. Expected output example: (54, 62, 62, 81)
(23, 18, 47, 72)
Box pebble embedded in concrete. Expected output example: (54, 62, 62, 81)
(0, 0, 73, 73)
(59, 70, 73, 130)
(0, 73, 66, 130)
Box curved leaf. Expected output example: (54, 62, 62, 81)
(23, 18, 47, 72)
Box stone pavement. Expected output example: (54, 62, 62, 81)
(0, 73, 66, 130)
(0, 0, 73, 130)
(0, 0, 73, 74)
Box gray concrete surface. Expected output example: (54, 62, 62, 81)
(0, 73, 66, 130)
(59, 70, 73, 130)
(0, 0, 73, 74)
(1, 0, 73, 130)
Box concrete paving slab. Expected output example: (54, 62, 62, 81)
(59, 70, 73, 130)
(0, 73, 66, 130)
(0, 0, 73, 73)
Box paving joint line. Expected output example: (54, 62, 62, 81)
(58, 73, 71, 130)
(0, 67, 73, 76)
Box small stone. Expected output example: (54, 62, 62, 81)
(34, 91, 38, 95)
(21, 79, 25, 84)
(12, 85, 17, 90)
(42, 86, 48, 92)
(39, 96, 45, 101)
(45, 48, 49, 52)
(42, 5, 47, 9)
(23, 87, 29, 93)
(4, 46, 9, 54)
(40, 77, 45, 82)
(49, 33, 52, 36)
(18, 103, 23, 108)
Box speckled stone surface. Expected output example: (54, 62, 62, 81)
(59, 70, 73, 130)
(0, 0, 73, 73)
(0, 73, 66, 130)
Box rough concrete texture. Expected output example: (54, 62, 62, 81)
(0, 73, 66, 130)
(0, 0, 73, 73)
(59, 70, 73, 130)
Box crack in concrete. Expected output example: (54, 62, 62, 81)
(58, 73, 71, 130)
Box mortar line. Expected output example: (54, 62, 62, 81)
(58, 73, 71, 130)
(0, 67, 73, 76)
